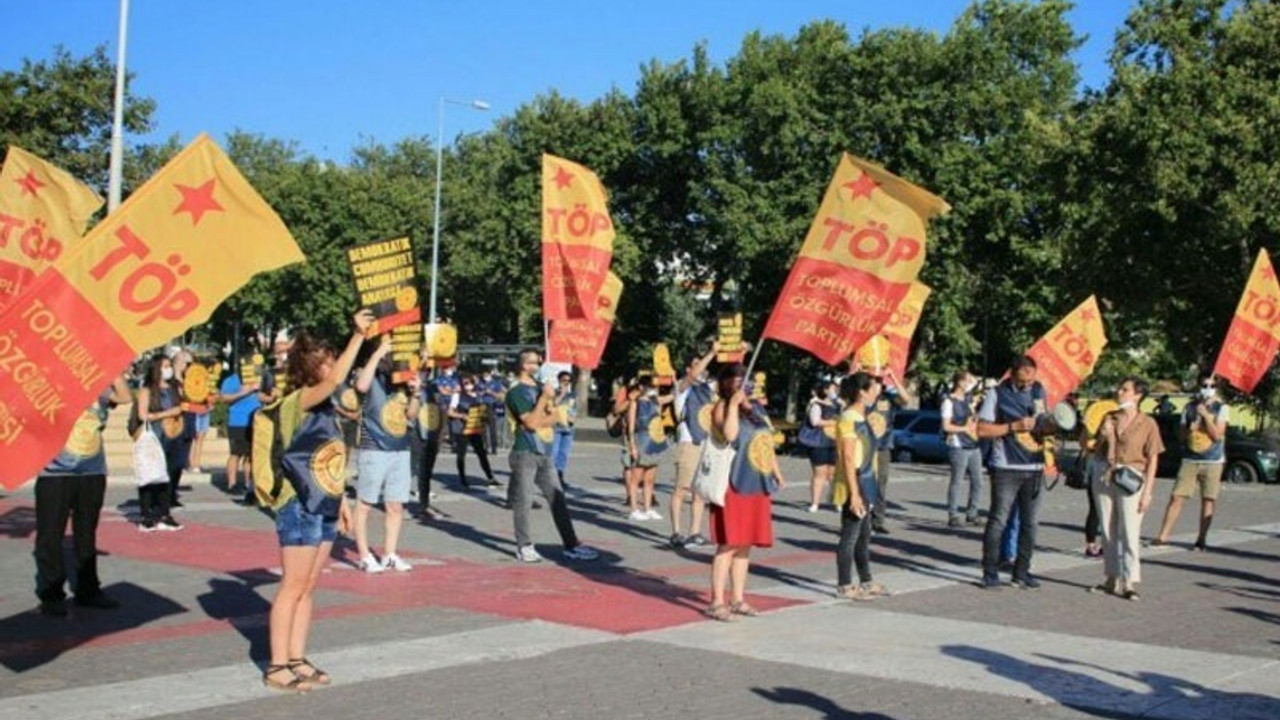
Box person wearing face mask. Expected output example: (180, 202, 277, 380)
(448, 374, 499, 489)
(799, 380, 841, 514)
(1151, 372, 1229, 550)
(976, 355, 1048, 589)
(352, 337, 422, 573)
(550, 371, 578, 488)
(133, 355, 186, 531)
(1090, 377, 1163, 601)
(481, 369, 507, 453)
(941, 370, 984, 527)
(626, 376, 672, 521)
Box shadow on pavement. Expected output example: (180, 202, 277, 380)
(0, 505, 37, 539)
(195, 569, 276, 666)
(752, 686, 896, 719)
(0, 581, 186, 673)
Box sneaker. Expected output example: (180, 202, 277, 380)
(807, 503, 820, 513)
(1011, 574, 1041, 590)
(669, 533, 687, 548)
(39, 599, 68, 617)
(189, 466, 203, 474)
(872, 522, 890, 535)
(628, 509, 649, 521)
(532, 499, 544, 510)
(645, 509, 664, 521)
(947, 516, 962, 528)
(980, 573, 1002, 590)
(170, 498, 184, 508)
(74, 593, 120, 610)
(515, 545, 544, 563)
(382, 553, 412, 572)
(1123, 583, 1141, 601)
(484, 478, 501, 488)
(562, 545, 599, 561)
(138, 519, 158, 533)
(686, 533, 709, 547)
(157, 516, 183, 532)
(966, 515, 982, 526)
(359, 554, 386, 573)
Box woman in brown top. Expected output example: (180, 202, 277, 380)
(1091, 377, 1164, 601)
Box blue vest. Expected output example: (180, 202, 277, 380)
(150, 385, 188, 463)
(728, 409, 778, 496)
(635, 396, 671, 456)
(360, 372, 411, 452)
(947, 394, 979, 450)
(681, 383, 714, 446)
(799, 399, 839, 449)
(555, 391, 577, 432)
(993, 380, 1046, 467)
(854, 416, 881, 506)
(44, 391, 113, 476)
(417, 382, 442, 441)
(486, 377, 507, 417)
(865, 393, 896, 450)
(1183, 400, 1226, 461)
(282, 397, 346, 517)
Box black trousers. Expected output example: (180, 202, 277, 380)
(418, 434, 440, 507)
(34, 474, 107, 602)
(138, 477, 171, 521)
(455, 433, 494, 484)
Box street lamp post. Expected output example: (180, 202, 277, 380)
(107, 0, 130, 213)
(429, 97, 490, 323)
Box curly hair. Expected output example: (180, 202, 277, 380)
(286, 331, 336, 390)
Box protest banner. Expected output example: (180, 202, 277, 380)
(347, 236, 420, 335)
(547, 270, 622, 370)
(717, 312, 745, 363)
(1213, 249, 1280, 393)
(854, 281, 930, 379)
(391, 323, 423, 383)
(1024, 295, 1108, 407)
(542, 154, 614, 320)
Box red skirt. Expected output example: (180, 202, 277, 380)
(710, 486, 773, 548)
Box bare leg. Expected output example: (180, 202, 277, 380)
(625, 467, 641, 513)
(730, 547, 752, 604)
(226, 454, 239, 492)
(384, 502, 403, 556)
(809, 466, 831, 508)
(711, 545, 736, 606)
(286, 541, 332, 660)
(1197, 498, 1216, 546)
(642, 467, 656, 512)
(689, 494, 706, 536)
(1155, 495, 1185, 542)
(270, 545, 321, 667)
(354, 501, 374, 559)
(669, 486, 685, 535)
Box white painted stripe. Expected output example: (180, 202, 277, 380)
(0, 620, 614, 720)
(636, 606, 1280, 719)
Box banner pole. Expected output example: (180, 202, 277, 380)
(743, 337, 766, 378)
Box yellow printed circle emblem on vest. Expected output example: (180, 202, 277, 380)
(1188, 429, 1213, 454)
(697, 404, 713, 433)
(823, 423, 837, 439)
(162, 415, 185, 439)
(339, 388, 360, 413)
(394, 286, 419, 312)
(309, 440, 348, 497)
(647, 416, 667, 443)
(747, 431, 776, 474)
(418, 403, 442, 432)
(381, 395, 408, 437)
(65, 410, 102, 457)
(556, 406, 571, 426)
(867, 412, 888, 438)
(1015, 431, 1042, 452)
(183, 364, 210, 404)
(536, 426, 554, 443)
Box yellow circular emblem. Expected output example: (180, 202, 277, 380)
(747, 431, 776, 473)
(418, 403, 442, 432)
(822, 423, 836, 439)
(309, 439, 348, 497)
(381, 395, 408, 437)
(557, 406, 571, 426)
(394, 286, 419, 312)
(1188, 429, 1213, 454)
(162, 415, 185, 439)
(339, 388, 360, 412)
(1015, 431, 1042, 452)
(183, 364, 210, 404)
(697, 405, 713, 432)
(647, 416, 667, 443)
(536, 426, 555, 443)
(867, 412, 887, 438)
(65, 410, 102, 457)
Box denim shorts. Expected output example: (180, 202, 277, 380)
(275, 497, 338, 547)
(193, 413, 211, 434)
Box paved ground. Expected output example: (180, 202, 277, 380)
(1, 431, 1278, 720)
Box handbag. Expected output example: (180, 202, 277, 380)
(691, 438, 736, 507)
(132, 422, 168, 486)
(1112, 465, 1144, 496)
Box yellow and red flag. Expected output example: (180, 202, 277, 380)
(761, 154, 949, 366)
(1213, 249, 1280, 393)
(548, 270, 622, 369)
(0, 134, 304, 489)
(854, 281, 930, 379)
(0, 146, 103, 305)
(1024, 295, 1108, 407)
(542, 153, 614, 321)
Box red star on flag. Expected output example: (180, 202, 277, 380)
(843, 172, 879, 201)
(1260, 266, 1276, 281)
(1079, 308, 1097, 322)
(173, 179, 224, 226)
(16, 170, 45, 197)
(553, 166, 574, 190)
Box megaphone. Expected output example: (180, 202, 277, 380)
(1033, 401, 1079, 438)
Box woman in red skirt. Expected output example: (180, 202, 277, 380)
(707, 364, 787, 621)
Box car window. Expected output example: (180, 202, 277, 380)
(892, 412, 917, 430)
(913, 417, 941, 435)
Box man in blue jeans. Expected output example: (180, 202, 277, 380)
(977, 355, 1048, 589)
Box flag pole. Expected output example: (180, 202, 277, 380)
(743, 337, 766, 378)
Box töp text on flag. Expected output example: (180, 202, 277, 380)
(0, 146, 103, 305)
(548, 270, 622, 370)
(0, 133, 305, 489)
(542, 153, 614, 321)
(854, 281, 931, 380)
(1024, 295, 1108, 407)
(761, 153, 949, 366)
(1213, 249, 1280, 394)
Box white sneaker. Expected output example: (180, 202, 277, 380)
(515, 545, 544, 563)
(358, 554, 385, 574)
(628, 509, 649, 521)
(382, 553, 411, 572)
(645, 508, 664, 521)
(562, 544, 599, 561)
(807, 503, 819, 513)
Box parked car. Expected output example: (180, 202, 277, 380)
(1151, 413, 1280, 483)
(890, 409, 948, 463)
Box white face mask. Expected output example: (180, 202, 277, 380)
(1199, 387, 1215, 400)
(826, 389, 839, 400)
(1118, 400, 1135, 411)
(162, 368, 174, 381)
(646, 389, 658, 398)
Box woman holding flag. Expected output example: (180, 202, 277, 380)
(706, 364, 787, 622)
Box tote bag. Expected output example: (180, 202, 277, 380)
(133, 423, 168, 486)
(691, 438, 736, 507)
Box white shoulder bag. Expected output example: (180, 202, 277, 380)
(691, 438, 736, 507)
(133, 422, 168, 486)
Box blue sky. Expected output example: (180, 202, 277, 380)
(4, 1, 1132, 161)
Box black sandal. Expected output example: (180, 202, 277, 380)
(288, 657, 332, 686)
(263, 664, 312, 693)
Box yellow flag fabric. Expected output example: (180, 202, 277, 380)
(0, 133, 304, 489)
(0, 146, 104, 304)
(762, 153, 949, 365)
(1024, 296, 1108, 407)
(1213, 249, 1280, 393)
(542, 153, 615, 320)
(854, 281, 930, 379)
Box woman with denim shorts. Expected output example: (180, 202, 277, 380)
(263, 310, 371, 692)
